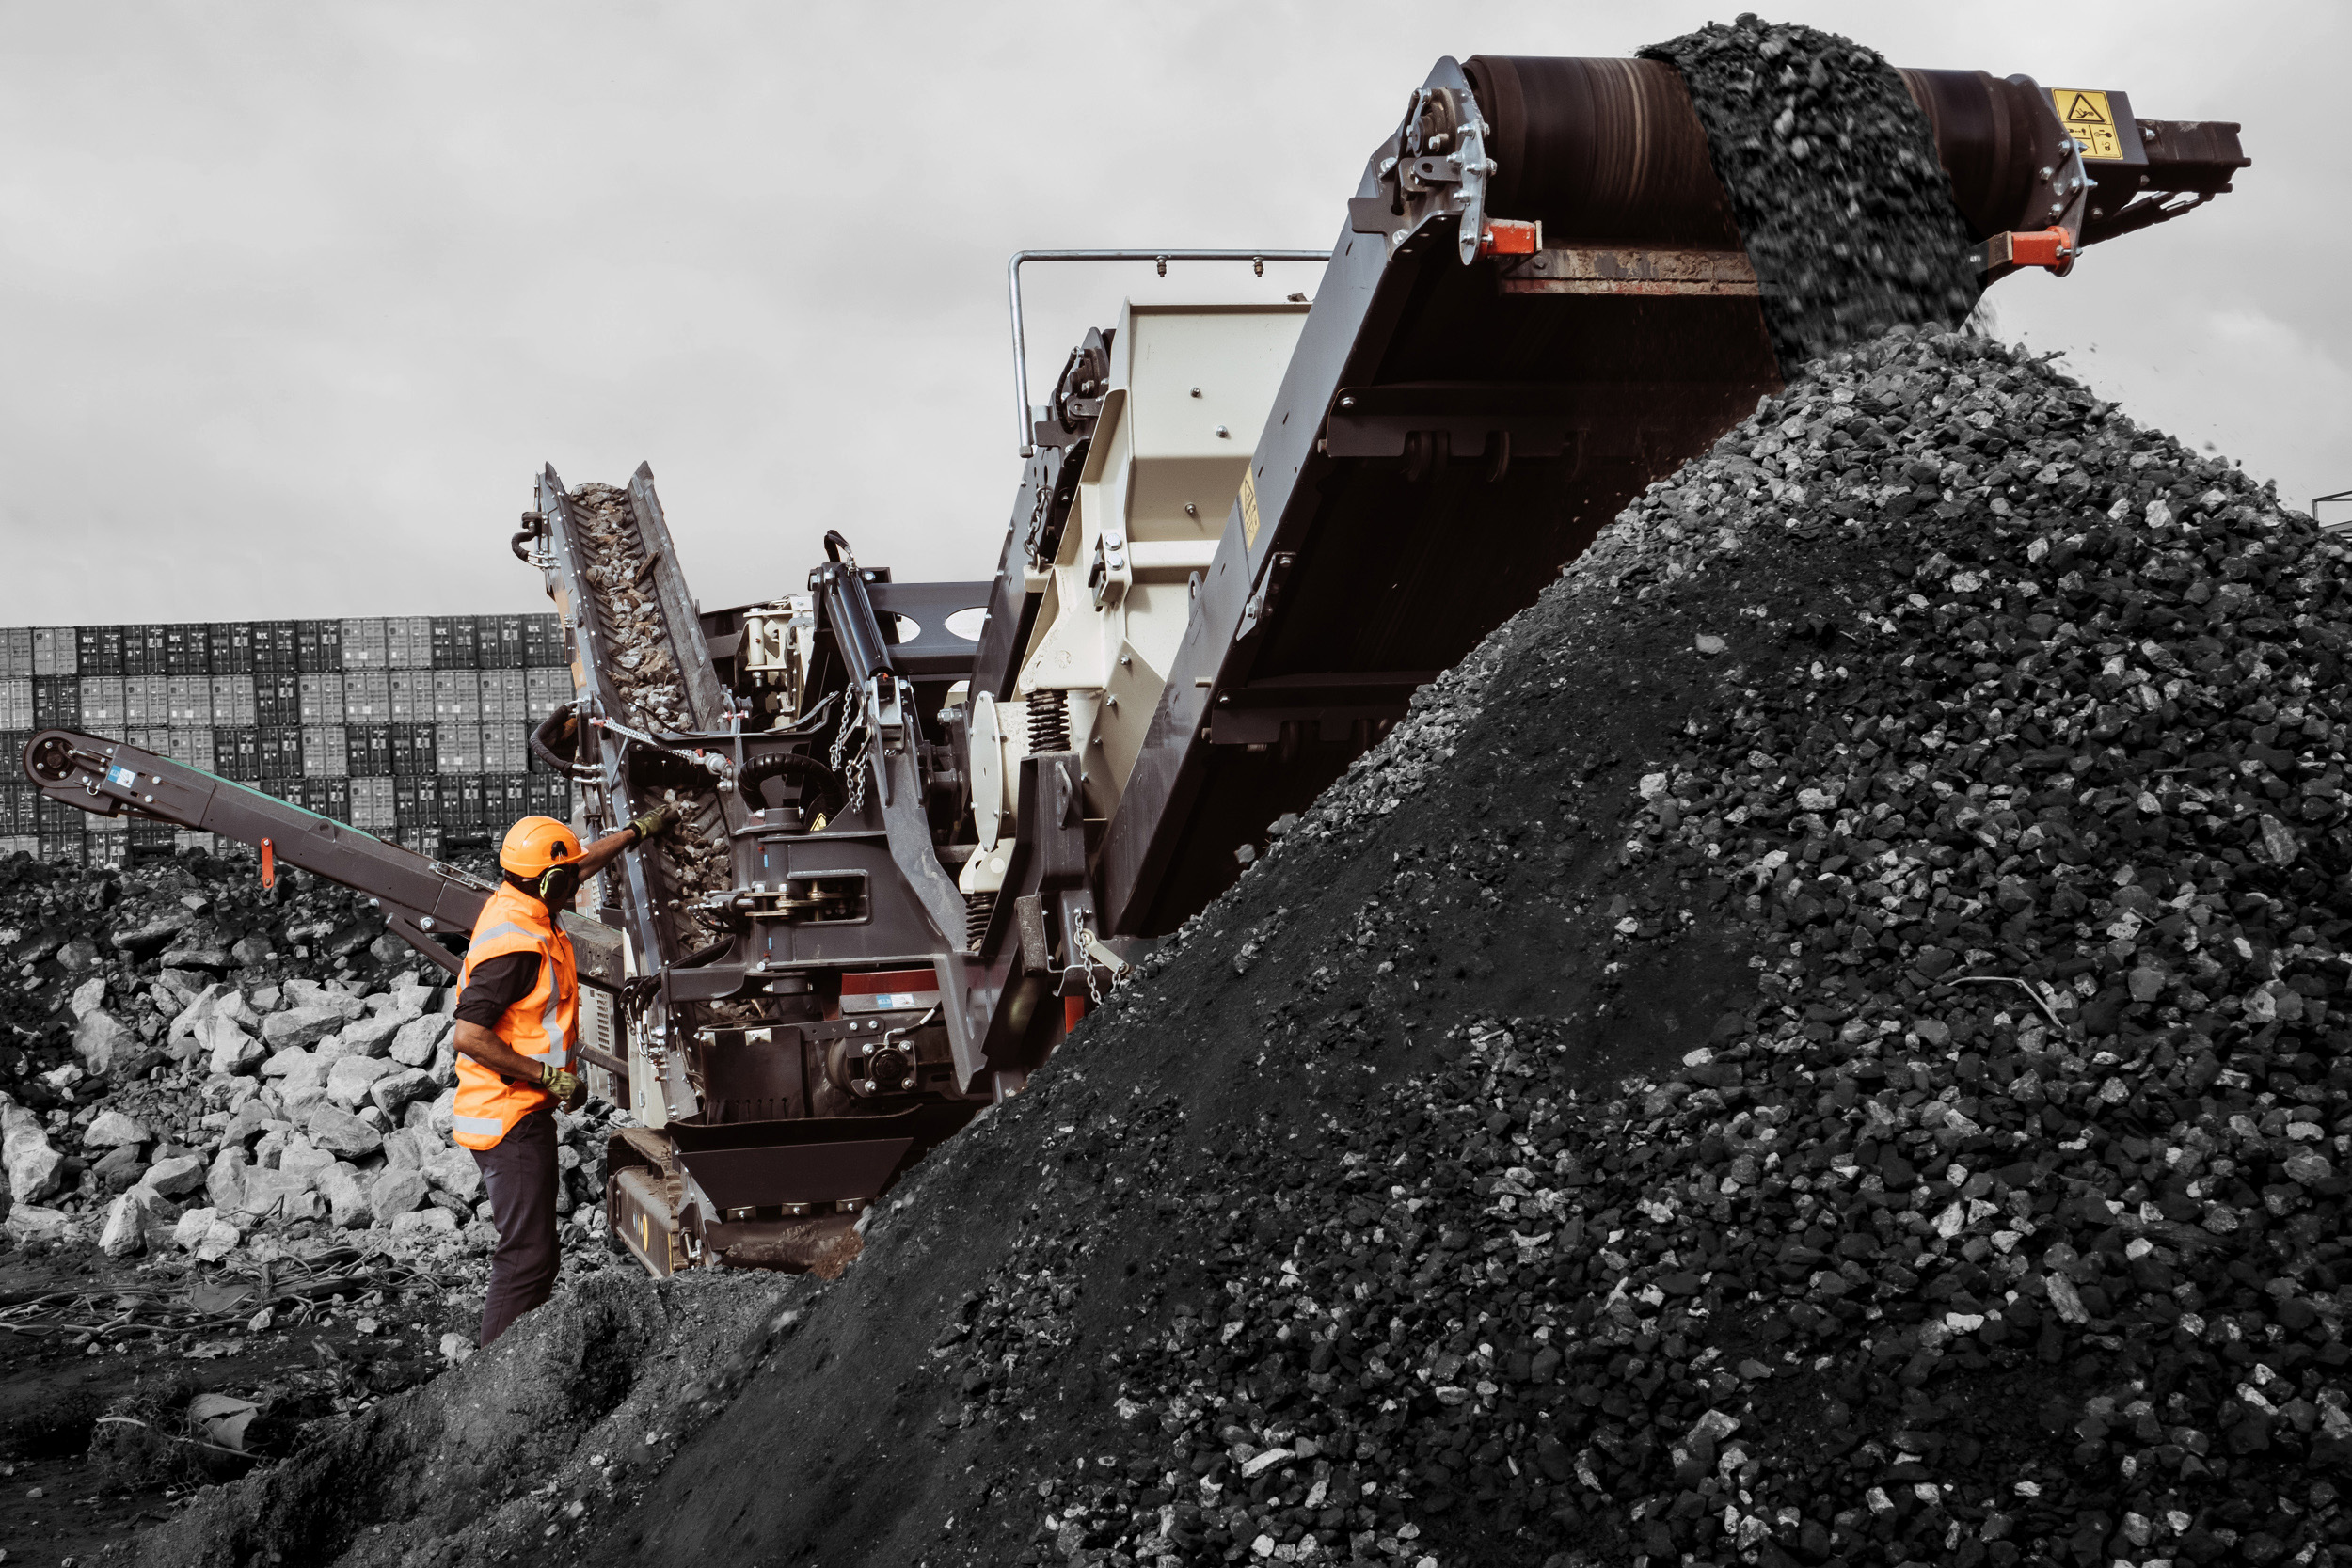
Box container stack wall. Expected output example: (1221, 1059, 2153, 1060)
(5, 610, 578, 865)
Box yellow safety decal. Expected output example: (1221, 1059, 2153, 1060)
(2054, 89, 2123, 161)
(1239, 467, 1263, 551)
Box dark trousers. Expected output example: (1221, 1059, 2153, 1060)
(472, 1107, 559, 1347)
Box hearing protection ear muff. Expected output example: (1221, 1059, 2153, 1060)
(536, 848, 580, 907)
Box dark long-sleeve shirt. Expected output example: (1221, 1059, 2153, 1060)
(455, 952, 543, 1030)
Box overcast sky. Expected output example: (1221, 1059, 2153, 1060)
(3, 2, 2342, 626)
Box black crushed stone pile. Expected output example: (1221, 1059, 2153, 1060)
(1644, 16, 1981, 377)
(512, 325, 2344, 1568)
(882, 331, 2352, 1568)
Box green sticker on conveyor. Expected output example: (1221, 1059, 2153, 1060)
(2055, 88, 2123, 161)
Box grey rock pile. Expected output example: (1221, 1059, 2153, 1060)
(1645, 17, 1981, 376)
(0, 851, 617, 1272)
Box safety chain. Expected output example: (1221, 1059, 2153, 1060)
(829, 695, 872, 817)
(1075, 923, 1104, 1005)
(1023, 476, 1052, 561)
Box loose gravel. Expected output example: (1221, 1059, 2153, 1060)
(566, 482, 733, 918)
(1644, 17, 1982, 376)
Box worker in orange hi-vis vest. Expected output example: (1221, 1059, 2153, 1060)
(453, 805, 680, 1346)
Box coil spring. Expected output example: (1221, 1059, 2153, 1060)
(1028, 689, 1071, 752)
(964, 891, 995, 949)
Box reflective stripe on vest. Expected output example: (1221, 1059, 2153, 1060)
(451, 882, 580, 1151)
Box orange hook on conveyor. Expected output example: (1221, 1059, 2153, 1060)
(260, 837, 275, 890)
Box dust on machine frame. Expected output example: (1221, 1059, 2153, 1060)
(22, 53, 2247, 1277)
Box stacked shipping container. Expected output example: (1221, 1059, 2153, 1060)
(0, 614, 578, 865)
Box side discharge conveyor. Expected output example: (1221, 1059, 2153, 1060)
(14, 731, 626, 995)
(28, 49, 2243, 1276)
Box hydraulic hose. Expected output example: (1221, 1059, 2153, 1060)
(673, 934, 734, 970)
(529, 703, 599, 780)
(511, 509, 547, 563)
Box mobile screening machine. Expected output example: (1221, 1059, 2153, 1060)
(24, 55, 2246, 1274)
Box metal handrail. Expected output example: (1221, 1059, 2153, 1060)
(1007, 248, 1330, 456)
(2317, 488, 2352, 533)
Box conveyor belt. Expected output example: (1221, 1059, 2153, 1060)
(984, 53, 2244, 937)
(535, 464, 744, 980)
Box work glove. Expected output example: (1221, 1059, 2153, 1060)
(630, 800, 683, 843)
(540, 1062, 580, 1102)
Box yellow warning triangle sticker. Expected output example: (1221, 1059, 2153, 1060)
(2052, 88, 2123, 159)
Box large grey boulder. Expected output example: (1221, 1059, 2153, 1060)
(237, 1164, 322, 1224)
(261, 1006, 344, 1052)
(72, 1008, 134, 1075)
(110, 909, 192, 958)
(169, 983, 251, 1045)
(424, 1146, 483, 1205)
(3, 1101, 64, 1204)
(204, 1147, 249, 1212)
(316, 1162, 372, 1228)
(261, 1048, 326, 1088)
(166, 982, 229, 1063)
(68, 975, 109, 1020)
(279, 1138, 336, 1184)
(202, 1015, 265, 1077)
(370, 1165, 430, 1219)
(83, 1109, 150, 1148)
(220, 1098, 274, 1148)
(305, 1104, 384, 1161)
(280, 980, 368, 1022)
(91, 1144, 147, 1193)
(141, 1153, 207, 1198)
(5, 1205, 74, 1244)
(172, 1207, 242, 1261)
(279, 1081, 333, 1120)
(320, 1008, 411, 1062)
(369, 1067, 437, 1119)
(99, 1187, 168, 1258)
(326, 1055, 393, 1108)
(390, 979, 442, 1014)
(388, 1013, 449, 1069)
(152, 968, 212, 1012)
(158, 927, 234, 971)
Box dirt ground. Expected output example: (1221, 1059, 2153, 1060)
(0, 1237, 473, 1564)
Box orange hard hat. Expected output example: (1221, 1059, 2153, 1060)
(499, 815, 582, 878)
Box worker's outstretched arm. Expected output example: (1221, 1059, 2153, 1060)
(572, 801, 682, 880)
